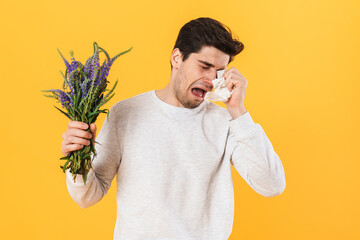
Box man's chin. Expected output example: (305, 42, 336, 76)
(182, 99, 203, 109)
(177, 92, 204, 109)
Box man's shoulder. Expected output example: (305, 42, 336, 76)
(110, 90, 153, 112)
(204, 101, 232, 121)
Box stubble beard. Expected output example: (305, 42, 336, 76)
(175, 82, 202, 109)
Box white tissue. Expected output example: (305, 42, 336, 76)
(204, 70, 233, 102)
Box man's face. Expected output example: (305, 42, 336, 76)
(173, 46, 230, 108)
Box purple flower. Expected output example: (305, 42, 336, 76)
(68, 57, 79, 74)
(50, 89, 72, 108)
(80, 77, 91, 99)
(57, 49, 71, 71)
(84, 57, 92, 76)
(96, 60, 111, 86)
(89, 49, 100, 81)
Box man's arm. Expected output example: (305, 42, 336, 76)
(63, 106, 121, 208)
(221, 67, 285, 197)
(227, 111, 286, 197)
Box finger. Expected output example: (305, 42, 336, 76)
(90, 123, 97, 140)
(225, 73, 234, 91)
(223, 70, 229, 80)
(64, 135, 91, 146)
(67, 128, 93, 139)
(68, 121, 89, 130)
(62, 144, 85, 156)
(223, 67, 236, 78)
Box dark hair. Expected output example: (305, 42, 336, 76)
(172, 17, 244, 67)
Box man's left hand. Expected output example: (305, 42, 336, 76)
(223, 67, 248, 119)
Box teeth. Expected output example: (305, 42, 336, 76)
(192, 88, 206, 98)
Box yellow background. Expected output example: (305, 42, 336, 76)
(1, 0, 359, 239)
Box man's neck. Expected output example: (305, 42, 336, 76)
(155, 85, 184, 108)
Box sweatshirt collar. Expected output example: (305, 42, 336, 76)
(151, 90, 206, 119)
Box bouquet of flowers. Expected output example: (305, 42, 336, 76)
(42, 42, 132, 184)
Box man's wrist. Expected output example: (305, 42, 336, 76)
(227, 106, 247, 119)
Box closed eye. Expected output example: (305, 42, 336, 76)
(201, 66, 210, 70)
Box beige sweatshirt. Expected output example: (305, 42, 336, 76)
(66, 90, 286, 240)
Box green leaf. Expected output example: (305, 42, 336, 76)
(94, 79, 117, 110)
(41, 89, 57, 93)
(42, 94, 59, 100)
(82, 153, 92, 159)
(98, 93, 115, 109)
(87, 109, 105, 118)
(62, 159, 72, 173)
(73, 89, 81, 109)
(106, 110, 110, 122)
(60, 70, 71, 89)
(98, 46, 111, 61)
(105, 79, 118, 98)
(93, 42, 98, 53)
(54, 106, 71, 119)
(57, 48, 70, 68)
(82, 173, 88, 185)
(110, 46, 133, 64)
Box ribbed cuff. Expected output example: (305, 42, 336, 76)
(229, 111, 257, 138)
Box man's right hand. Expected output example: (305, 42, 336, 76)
(61, 121, 97, 156)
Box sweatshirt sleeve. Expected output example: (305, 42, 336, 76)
(65, 105, 121, 208)
(227, 111, 286, 197)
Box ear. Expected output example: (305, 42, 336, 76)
(170, 48, 183, 69)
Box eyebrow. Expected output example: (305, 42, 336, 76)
(197, 60, 225, 70)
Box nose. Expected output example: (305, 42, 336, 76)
(209, 68, 217, 80)
(203, 78, 214, 89)
(203, 69, 217, 87)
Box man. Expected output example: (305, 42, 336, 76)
(62, 17, 286, 240)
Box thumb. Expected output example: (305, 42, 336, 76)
(90, 123, 97, 140)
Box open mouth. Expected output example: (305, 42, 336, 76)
(191, 88, 208, 99)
